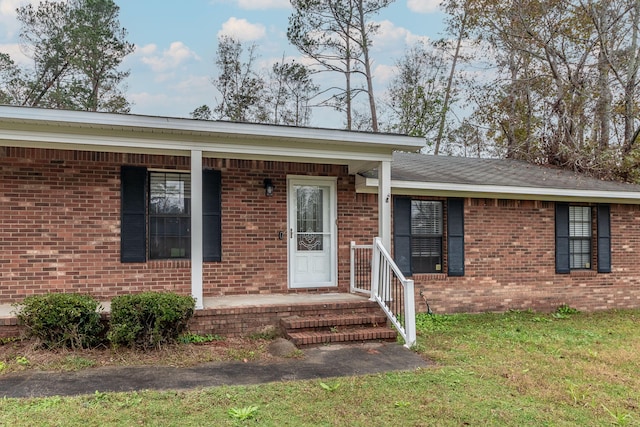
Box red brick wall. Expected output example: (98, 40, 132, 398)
(3, 147, 640, 313)
(411, 198, 640, 313)
(0, 147, 378, 303)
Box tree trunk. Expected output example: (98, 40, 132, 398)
(357, 0, 378, 132)
(435, 9, 467, 155)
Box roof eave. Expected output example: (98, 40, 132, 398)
(356, 176, 640, 204)
(0, 106, 425, 153)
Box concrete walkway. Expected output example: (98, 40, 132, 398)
(0, 341, 430, 398)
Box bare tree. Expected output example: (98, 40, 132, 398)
(287, 0, 392, 131)
(212, 35, 267, 123)
(269, 57, 318, 126)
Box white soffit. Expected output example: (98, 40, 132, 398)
(356, 175, 640, 203)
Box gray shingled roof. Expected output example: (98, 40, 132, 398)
(380, 152, 640, 193)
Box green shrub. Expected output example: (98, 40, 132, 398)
(108, 292, 196, 350)
(15, 293, 104, 349)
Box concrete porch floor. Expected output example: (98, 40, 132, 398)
(0, 293, 370, 318)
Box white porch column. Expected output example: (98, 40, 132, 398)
(191, 150, 204, 309)
(378, 160, 392, 250)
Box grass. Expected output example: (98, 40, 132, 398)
(1, 308, 639, 426)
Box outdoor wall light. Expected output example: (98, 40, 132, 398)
(263, 178, 274, 196)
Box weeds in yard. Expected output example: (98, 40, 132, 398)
(15, 356, 29, 366)
(228, 405, 259, 421)
(319, 381, 341, 392)
(247, 326, 279, 340)
(85, 390, 109, 407)
(30, 396, 63, 410)
(226, 348, 258, 361)
(602, 404, 634, 426)
(1, 309, 638, 426)
(179, 333, 224, 344)
(554, 304, 581, 319)
(58, 356, 96, 371)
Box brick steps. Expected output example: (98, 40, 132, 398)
(281, 313, 397, 347)
(281, 313, 388, 330)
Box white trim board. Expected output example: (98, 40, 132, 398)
(355, 175, 640, 204)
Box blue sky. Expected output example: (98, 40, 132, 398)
(0, 0, 447, 127)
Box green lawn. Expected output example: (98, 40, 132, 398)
(1, 308, 639, 426)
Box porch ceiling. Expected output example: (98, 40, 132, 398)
(0, 106, 423, 168)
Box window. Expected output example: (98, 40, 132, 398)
(410, 201, 443, 273)
(569, 206, 591, 269)
(556, 203, 610, 274)
(120, 166, 221, 263)
(394, 198, 464, 276)
(149, 172, 191, 259)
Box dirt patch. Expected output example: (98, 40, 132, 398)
(0, 336, 298, 375)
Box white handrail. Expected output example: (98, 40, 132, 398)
(369, 237, 416, 348)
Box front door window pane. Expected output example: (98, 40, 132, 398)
(296, 186, 324, 251)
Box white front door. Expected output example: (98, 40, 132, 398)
(288, 177, 337, 288)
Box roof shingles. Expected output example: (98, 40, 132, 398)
(385, 152, 640, 193)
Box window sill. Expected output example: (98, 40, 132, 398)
(410, 273, 447, 281)
(569, 270, 597, 277)
(148, 259, 191, 268)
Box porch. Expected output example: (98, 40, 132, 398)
(0, 239, 417, 347)
(0, 293, 389, 343)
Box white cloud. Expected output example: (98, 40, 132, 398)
(372, 20, 429, 53)
(373, 64, 397, 85)
(137, 42, 200, 73)
(0, 0, 30, 39)
(0, 0, 64, 39)
(129, 92, 171, 108)
(236, 0, 290, 10)
(406, 0, 441, 14)
(0, 43, 30, 65)
(172, 75, 211, 92)
(217, 17, 266, 42)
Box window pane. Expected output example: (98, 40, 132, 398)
(569, 206, 591, 237)
(569, 206, 591, 269)
(296, 186, 324, 251)
(411, 201, 442, 235)
(410, 201, 443, 273)
(149, 172, 191, 259)
(412, 237, 442, 273)
(150, 173, 191, 214)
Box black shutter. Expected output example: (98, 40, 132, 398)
(121, 166, 147, 263)
(447, 198, 465, 276)
(597, 204, 611, 273)
(393, 197, 412, 276)
(203, 169, 222, 262)
(555, 203, 570, 274)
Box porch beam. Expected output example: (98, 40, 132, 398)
(191, 149, 204, 309)
(378, 160, 392, 250)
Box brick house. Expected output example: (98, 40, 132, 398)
(2, 105, 640, 324)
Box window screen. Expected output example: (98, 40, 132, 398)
(149, 172, 191, 259)
(569, 206, 591, 269)
(411, 201, 443, 273)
